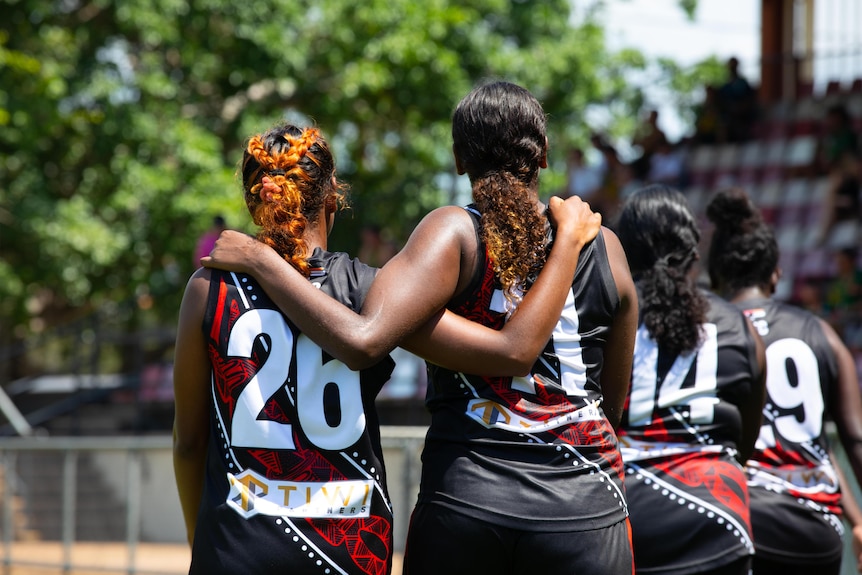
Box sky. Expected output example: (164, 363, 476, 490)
(599, 0, 862, 141)
(601, 0, 762, 141)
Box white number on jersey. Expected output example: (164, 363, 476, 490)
(511, 289, 589, 397)
(227, 308, 365, 451)
(628, 323, 719, 426)
(758, 338, 824, 447)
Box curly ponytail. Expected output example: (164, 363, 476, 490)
(616, 185, 708, 355)
(473, 171, 547, 306)
(241, 124, 346, 277)
(452, 81, 549, 306)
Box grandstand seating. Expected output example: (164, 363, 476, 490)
(682, 79, 862, 312)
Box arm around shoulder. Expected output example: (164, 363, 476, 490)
(203, 208, 470, 370)
(402, 195, 602, 376)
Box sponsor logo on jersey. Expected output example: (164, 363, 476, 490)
(465, 398, 603, 432)
(226, 469, 373, 519)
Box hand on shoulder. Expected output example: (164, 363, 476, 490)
(200, 230, 272, 274)
(547, 195, 601, 249)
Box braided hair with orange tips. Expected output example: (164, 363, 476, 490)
(240, 123, 346, 277)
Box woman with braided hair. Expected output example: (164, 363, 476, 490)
(706, 187, 862, 575)
(203, 81, 639, 575)
(173, 117, 607, 574)
(614, 184, 767, 575)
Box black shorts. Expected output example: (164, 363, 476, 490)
(749, 486, 844, 566)
(403, 503, 633, 575)
(752, 555, 840, 575)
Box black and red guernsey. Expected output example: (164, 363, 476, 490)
(739, 297, 845, 566)
(190, 249, 395, 575)
(420, 207, 628, 533)
(619, 291, 761, 574)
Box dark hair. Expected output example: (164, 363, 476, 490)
(452, 81, 548, 305)
(241, 123, 347, 277)
(616, 184, 707, 354)
(706, 187, 778, 293)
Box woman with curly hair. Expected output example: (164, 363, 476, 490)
(173, 121, 603, 575)
(707, 187, 862, 575)
(203, 81, 639, 575)
(614, 184, 767, 575)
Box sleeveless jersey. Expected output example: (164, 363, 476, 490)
(737, 297, 844, 564)
(618, 290, 760, 574)
(190, 249, 396, 575)
(420, 207, 628, 532)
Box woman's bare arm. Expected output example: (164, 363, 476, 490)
(172, 268, 212, 546)
(400, 196, 601, 375)
(202, 196, 600, 374)
(203, 207, 474, 369)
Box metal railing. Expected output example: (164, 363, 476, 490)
(1, 428, 860, 575)
(0, 428, 427, 574)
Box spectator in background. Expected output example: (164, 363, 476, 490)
(564, 146, 604, 202)
(648, 138, 687, 188)
(812, 103, 862, 247)
(820, 171, 861, 244)
(824, 247, 862, 348)
(193, 214, 226, 268)
(817, 104, 860, 175)
(590, 132, 629, 220)
(717, 57, 757, 143)
(693, 84, 723, 144)
(631, 109, 668, 182)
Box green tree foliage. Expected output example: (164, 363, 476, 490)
(1, 0, 699, 358)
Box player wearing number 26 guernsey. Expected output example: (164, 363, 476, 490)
(615, 185, 767, 575)
(191, 261, 395, 574)
(172, 124, 396, 575)
(706, 187, 862, 575)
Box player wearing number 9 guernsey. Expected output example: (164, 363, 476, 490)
(615, 185, 768, 575)
(706, 187, 862, 575)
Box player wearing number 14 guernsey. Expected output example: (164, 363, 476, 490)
(192, 260, 395, 575)
(618, 292, 763, 574)
(615, 185, 767, 575)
